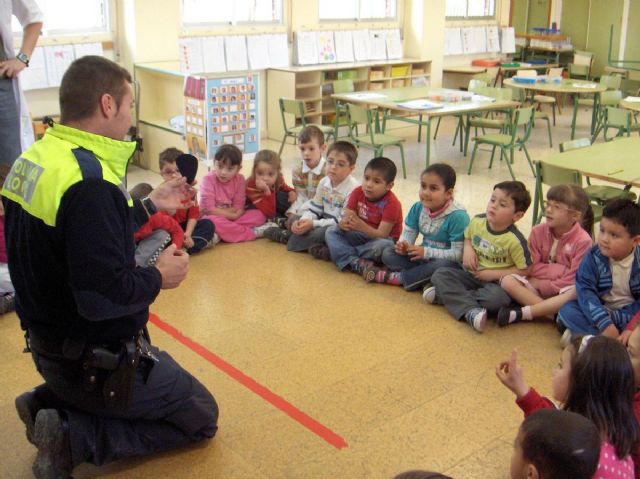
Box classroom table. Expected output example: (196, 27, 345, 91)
(621, 98, 640, 113)
(503, 78, 607, 140)
(533, 136, 640, 221)
(443, 66, 487, 90)
(332, 86, 518, 166)
(494, 63, 560, 87)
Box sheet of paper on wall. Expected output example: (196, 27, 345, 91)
(267, 34, 289, 67)
(501, 27, 516, 54)
(444, 28, 463, 55)
(202, 36, 226, 73)
(295, 31, 319, 65)
(334, 30, 354, 63)
(473, 27, 487, 54)
(247, 35, 270, 70)
(317, 31, 337, 64)
(352, 29, 371, 61)
(44, 44, 75, 87)
(19, 47, 48, 90)
(486, 26, 500, 53)
(178, 37, 204, 73)
(73, 42, 104, 59)
(225, 36, 248, 71)
(461, 28, 475, 54)
(386, 29, 402, 59)
(369, 30, 387, 60)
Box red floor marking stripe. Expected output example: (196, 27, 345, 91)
(148, 313, 348, 450)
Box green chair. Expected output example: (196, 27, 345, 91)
(332, 79, 355, 138)
(434, 78, 487, 149)
(577, 75, 622, 109)
(468, 106, 535, 180)
(559, 138, 636, 205)
(463, 86, 513, 156)
(347, 103, 407, 178)
(590, 90, 622, 141)
(603, 107, 640, 141)
(532, 160, 602, 232)
(568, 51, 594, 80)
(278, 98, 335, 156)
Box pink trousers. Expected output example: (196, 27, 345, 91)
(205, 210, 266, 243)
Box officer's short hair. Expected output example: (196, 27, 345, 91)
(59, 56, 132, 124)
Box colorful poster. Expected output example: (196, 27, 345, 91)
(206, 73, 260, 160)
(184, 76, 208, 163)
(317, 32, 336, 64)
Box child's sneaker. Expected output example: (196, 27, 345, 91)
(363, 265, 384, 283)
(560, 329, 573, 348)
(264, 227, 291, 244)
(274, 217, 288, 229)
(497, 306, 522, 327)
(0, 293, 15, 314)
(349, 258, 374, 274)
(422, 284, 437, 304)
(308, 244, 331, 261)
(206, 233, 221, 249)
(253, 221, 278, 239)
(464, 308, 487, 333)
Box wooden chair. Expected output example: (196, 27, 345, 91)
(568, 51, 594, 80)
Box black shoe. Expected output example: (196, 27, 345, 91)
(15, 388, 46, 445)
(32, 409, 73, 479)
(264, 227, 291, 244)
(274, 217, 288, 229)
(308, 244, 331, 261)
(497, 307, 522, 327)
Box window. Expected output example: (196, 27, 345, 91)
(12, 0, 110, 36)
(181, 0, 283, 26)
(319, 0, 397, 21)
(446, 0, 495, 18)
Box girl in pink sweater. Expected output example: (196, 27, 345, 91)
(498, 185, 593, 326)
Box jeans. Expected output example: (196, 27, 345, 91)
(184, 218, 215, 254)
(287, 225, 330, 252)
(381, 246, 462, 291)
(556, 299, 630, 335)
(0, 78, 21, 166)
(325, 225, 394, 271)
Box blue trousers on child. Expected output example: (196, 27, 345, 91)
(381, 247, 461, 291)
(325, 225, 394, 271)
(557, 299, 629, 335)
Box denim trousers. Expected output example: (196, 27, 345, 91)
(325, 225, 394, 271)
(381, 246, 461, 291)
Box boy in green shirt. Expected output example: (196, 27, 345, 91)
(427, 181, 532, 332)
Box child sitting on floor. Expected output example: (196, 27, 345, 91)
(325, 157, 403, 273)
(428, 181, 532, 332)
(498, 184, 593, 327)
(200, 144, 266, 243)
(362, 163, 469, 291)
(158, 147, 215, 253)
(509, 409, 600, 479)
(557, 198, 640, 341)
(496, 335, 638, 478)
(245, 149, 296, 237)
(287, 141, 359, 259)
(264, 125, 327, 244)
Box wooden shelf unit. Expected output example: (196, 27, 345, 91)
(267, 59, 431, 140)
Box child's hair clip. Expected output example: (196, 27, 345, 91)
(578, 335, 594, 354)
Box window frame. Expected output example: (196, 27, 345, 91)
(318, 0, 397, 22)
(445, 0, 496, 20)
(181, 0, 284, 28)
(12, 0, 112, 37)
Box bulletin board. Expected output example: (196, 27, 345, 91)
(206, 73, 260, 160)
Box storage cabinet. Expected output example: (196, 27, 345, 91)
(267, 59, 431, 140)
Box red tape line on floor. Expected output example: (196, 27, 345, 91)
(149, 313, 348, 450)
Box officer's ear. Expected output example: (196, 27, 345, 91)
(99, 93, 117, 120)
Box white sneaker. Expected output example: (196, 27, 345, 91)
(422, 285, 437, 304)
(465, 308, 487, 333)
(560, 329, 572, 348)
(253, 221, 278, 239)
(206, 233, 221, 248)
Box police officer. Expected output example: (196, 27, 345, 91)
(2, 56, 218, 478)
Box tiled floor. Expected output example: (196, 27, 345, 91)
(0, 104, 613, 478)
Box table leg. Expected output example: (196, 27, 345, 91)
(425, 118, 432, 167)
(571, 93, 579, 140)
(590, 93, 600, 137)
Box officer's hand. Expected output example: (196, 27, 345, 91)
(155, 244, 189, 289)
(149, 177, 196, 212)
